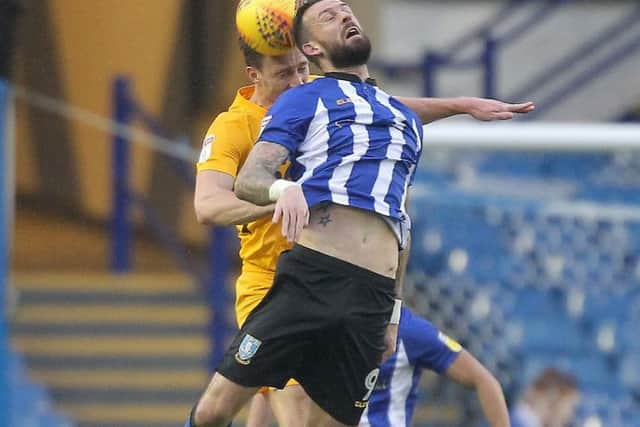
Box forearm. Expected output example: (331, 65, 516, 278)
(396, 96, 470, 124)
(394, 232, 411, 299)
(195, 192, 274, 226)
(235, 171, 276, 206)
(384, 233, 409, 360)
(476, 372, 510, 427)
(446, 351, 510, 427)
(235, 142, 290, 206)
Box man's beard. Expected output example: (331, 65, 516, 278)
(327, 35, 372, 69)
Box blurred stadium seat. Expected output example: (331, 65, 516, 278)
(8, 349, 75, 427)
(407, 149, 640, 427)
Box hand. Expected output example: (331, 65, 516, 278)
(466, 98, 535, 121)
(272, 185, 309, 242)
(381, 323, 399, 363)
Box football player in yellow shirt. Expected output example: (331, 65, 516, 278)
(195, 42, 310, 427)
(193, 40, 533, 427)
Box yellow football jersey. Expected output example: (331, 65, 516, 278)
(197, 85, 292, 325)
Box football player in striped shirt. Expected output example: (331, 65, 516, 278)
(360, 307, 510, 427)
(188, 1, 533, 425)
(194, 0, 424, 423)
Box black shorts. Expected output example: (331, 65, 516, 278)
(217, 244, 395, 425)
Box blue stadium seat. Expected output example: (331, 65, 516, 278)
(583, 293, 631, 324)
(11, 382, 51, 413)
(510, 288, 563, 315)
(618, 353, 640, 389)
(408, 155, 640, 425)
(575, 393, 640, 427)
(8, 350, 27, 385)
(567, 355, 614, 389)
(7, 349, 77, 427)
(518, 314, 587, 353)
(618, 321, 640, 353)
(38, 413, 75, 427)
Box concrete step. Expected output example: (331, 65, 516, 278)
(10, 273, 212, 427)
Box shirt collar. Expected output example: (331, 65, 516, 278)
(513, 402, 542, 427)
(324, 72, 377, 86)
(236, 85, 266, 115)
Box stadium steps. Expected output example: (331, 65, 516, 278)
(10, 273, 211, 427)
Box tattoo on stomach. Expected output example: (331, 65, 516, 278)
(318, 213, 332, 227)
(316, 203, 332, 227)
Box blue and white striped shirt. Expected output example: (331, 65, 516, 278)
(258, 73, 423, 247)
(360, 308, 462, 427)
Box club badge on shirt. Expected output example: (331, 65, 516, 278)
(235, 334, 262, 365)
(258, 115, 272, 139)
(438, 331, 462, 353)
(198, 134, 215, 163)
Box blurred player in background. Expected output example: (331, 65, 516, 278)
(360, 307, 510, 427)
(509, 368, 579, 427)
(192, 1, 534, 425)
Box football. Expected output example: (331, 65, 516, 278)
(236, 0, 298, 56)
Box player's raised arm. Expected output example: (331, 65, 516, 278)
(445, 350, 511, 427)
(396, 96, 535, 124)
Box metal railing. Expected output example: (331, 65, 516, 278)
(373, 0, 640, 119)
(515, 5, 640, 120)
(3, 75, 234, 369)
(111, 76, 233, 368)
(110, 77, 199, 273)
(373, 0, 568, 98)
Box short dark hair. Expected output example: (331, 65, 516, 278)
(293, 0, 324, 49)
(238, 37, 264, 69)
(531, 368, 578, 394)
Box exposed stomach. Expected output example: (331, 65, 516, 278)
(297, 203, 399, 278)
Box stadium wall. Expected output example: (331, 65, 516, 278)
(375, 1, 640, 121)
(13, 1, 244, 264)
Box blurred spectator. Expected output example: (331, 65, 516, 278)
(510, 368, 579, 427)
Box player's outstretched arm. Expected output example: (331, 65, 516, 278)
(396, 96, 535, 124)
(445, 350, 511, 427)
(194, 170, 275, 226)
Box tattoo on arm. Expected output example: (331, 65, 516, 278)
(235, 142, 290, 205)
